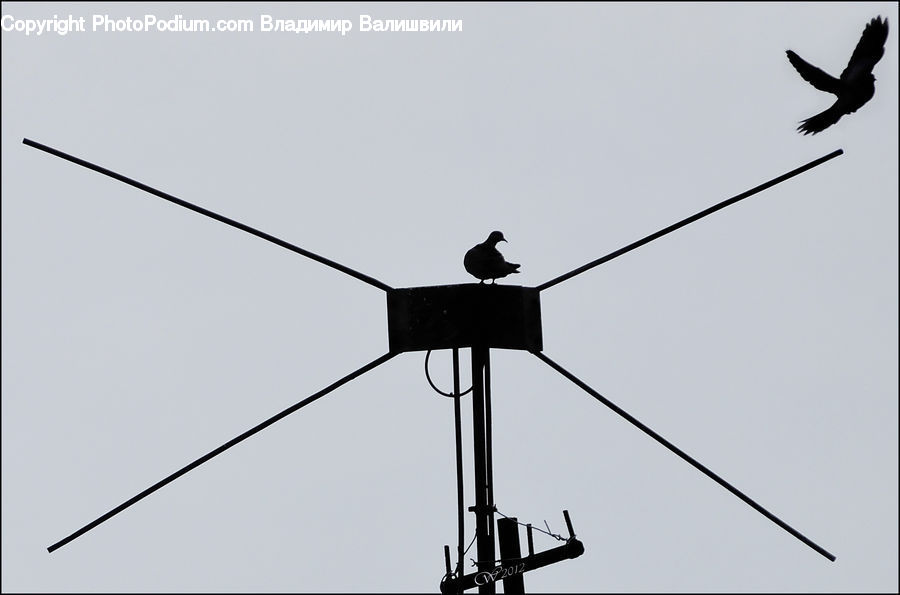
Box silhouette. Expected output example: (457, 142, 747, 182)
(464, 231, 520, 283)
(28, 138, 838, 568)
(786, 15, 889, 135)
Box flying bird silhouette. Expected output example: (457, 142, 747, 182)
(464, 231, 521, 284)
(786, 15, 889, 135)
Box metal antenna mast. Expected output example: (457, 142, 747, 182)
(26, 137, 841, 592)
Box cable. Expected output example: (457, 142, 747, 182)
(495, 509, 566, 542)
(425, 349, 473, 398)
(443, 530, 477, 581)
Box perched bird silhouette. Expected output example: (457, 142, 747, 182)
(786, 15, 889, 135)
(464, 231, 520, 284)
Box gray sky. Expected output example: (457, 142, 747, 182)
(2, 2, 897, 592)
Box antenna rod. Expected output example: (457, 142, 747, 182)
(22, 138, 393, 292)
(470, 344, 496, 594)
(532, 350, 836, 562)
(537, 149, 843, 292)
(47, 351, 397, 553)
(452, 348, 466, 580)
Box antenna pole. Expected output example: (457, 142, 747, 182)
(497, 516, 526, 594)
(470, 344, 497, 594)
(484, 347, 496, 551)
(452, 348, 466, 581)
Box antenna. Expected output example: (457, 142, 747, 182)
(25, 138, 840, 591)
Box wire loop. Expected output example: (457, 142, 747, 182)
(425, 349, 473, 398)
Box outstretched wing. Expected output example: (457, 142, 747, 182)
(841, 16, 889, 80)
(786, 50, 841, 93)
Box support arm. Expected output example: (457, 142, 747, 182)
(537, 150, 843, 292)
(532, 350, 835, 562)
(22, 138, 393, 292)
(47, 351, 397, 553)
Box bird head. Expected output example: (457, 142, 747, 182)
(487, 231, 507, 244)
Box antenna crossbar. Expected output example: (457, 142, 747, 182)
(47, 351, 397, 553)
(22, 138, 392, 292)
(537, 149, 843, 292)
(532, 350, 836, 562)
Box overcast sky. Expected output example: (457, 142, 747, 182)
(2, 2, 898, 592)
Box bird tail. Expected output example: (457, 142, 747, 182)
(797, 105, 843, 135)
(508, 263, 521, 274)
